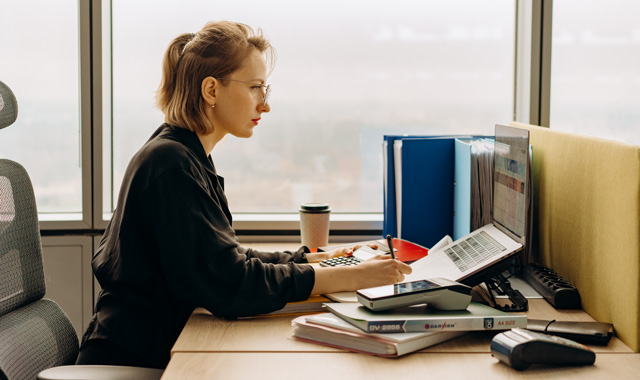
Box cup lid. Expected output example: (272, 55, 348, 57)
(299, 203, 330, 212)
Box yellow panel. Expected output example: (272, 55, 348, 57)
(510, 121, 640, 351)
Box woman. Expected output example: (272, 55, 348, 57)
(77, 21, 411, 369)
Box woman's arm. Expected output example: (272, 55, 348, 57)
(311, 255, 412, 295)
(240, 246, 310, 264)
(147, 169, 315, 318)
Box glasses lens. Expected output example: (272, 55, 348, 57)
(264, 85, 271, 105)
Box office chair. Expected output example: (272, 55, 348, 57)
(0, 80, 163, 380)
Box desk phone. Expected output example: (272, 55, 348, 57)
(319, 246, 386, 267)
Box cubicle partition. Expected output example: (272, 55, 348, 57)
(511, 121, 640, 352)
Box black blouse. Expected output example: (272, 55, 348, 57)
(82, 123, 315, 368)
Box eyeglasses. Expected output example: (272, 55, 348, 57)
(216, 78, 271, 106)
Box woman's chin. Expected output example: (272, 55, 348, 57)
(233, 130, 254, 139)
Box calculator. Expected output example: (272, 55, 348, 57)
(319, 246, 385, 267)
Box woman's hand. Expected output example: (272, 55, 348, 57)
(305, 243, 379, 263)
(352, 255, 413, 288)
(311, 255, 412, 295)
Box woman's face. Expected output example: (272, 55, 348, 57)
(211, 50, 271, 138)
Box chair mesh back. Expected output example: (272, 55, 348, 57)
(0, 81, 18, 130)
(0, 299, 79, 380)
(0, 159, 45, 317)
(0, 160, 79, 378)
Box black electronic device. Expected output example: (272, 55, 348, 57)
(526, 319, 614, 346)
(491, 328, 596, 371)
(356, 278, 472, 311)
(523, 263, 581, 309)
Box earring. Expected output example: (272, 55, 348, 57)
(211, 104, 216, 109)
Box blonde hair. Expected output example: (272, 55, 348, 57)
(156, 21, 274, 134)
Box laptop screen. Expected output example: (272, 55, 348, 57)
(492, 124, 530, 245)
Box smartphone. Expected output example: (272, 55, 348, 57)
(356, 278, 472, 311)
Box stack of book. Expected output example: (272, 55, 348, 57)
(292, 312, 464, 357)
(292, 302, 526, 357)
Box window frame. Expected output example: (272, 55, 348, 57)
(38, 0, 93, 231)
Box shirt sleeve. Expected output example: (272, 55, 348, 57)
(144, 168, 315, 319)
(238, 246, 310, 264)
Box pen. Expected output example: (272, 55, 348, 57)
(386, 234, 396, 260)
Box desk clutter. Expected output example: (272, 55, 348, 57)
(291, 269, 607, 370)
(286, 122, 635, 370)
(304, 230, 612, 370)
(291, 290, 603, 372)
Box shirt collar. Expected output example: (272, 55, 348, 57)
(158, 123, 218, 176)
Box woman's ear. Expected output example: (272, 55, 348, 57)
(201, 77, 217, 107)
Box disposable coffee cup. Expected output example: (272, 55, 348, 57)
(299, 203, 331, 248)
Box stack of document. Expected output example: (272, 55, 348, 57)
(324, 302, 526, 333)
(291, 312, 464, 357)
(292, 302, 526, 357)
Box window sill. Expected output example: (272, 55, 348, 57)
(38, 212, 384, 238)
(231, 213, 382, 230)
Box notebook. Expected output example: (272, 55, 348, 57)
(406, 124, 531, 287)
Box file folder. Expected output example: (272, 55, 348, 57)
(453, 138, 495, 240)
(383, 135, 490, 249)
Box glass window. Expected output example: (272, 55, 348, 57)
(0, 2, 81, 216)
(550, 0, 640, 145)
(105, 0, 515, 216)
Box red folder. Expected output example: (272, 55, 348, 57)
(376, 238, 429, 264)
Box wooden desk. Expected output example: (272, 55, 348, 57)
(162, 299, 640, 379)
(164, 352, 640, 379)
(161, 243, 640, 379)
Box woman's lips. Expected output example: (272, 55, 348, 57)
(252, 118, 261, 125)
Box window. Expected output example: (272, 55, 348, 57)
(0, 2, 83, 221)
(5, 1, 637, 233)
(104, 0, 516, 217)
(550, 0, 640, 145)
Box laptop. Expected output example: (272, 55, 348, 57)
(406, 124, 531, 287)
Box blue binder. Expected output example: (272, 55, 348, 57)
(382, 135, 451, 241)
(383, 135, 489, 249)
(400, 138, 456, 248)
(454, 138, 474, 240)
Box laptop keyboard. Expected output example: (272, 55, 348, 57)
(445, 231, 506, 272)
